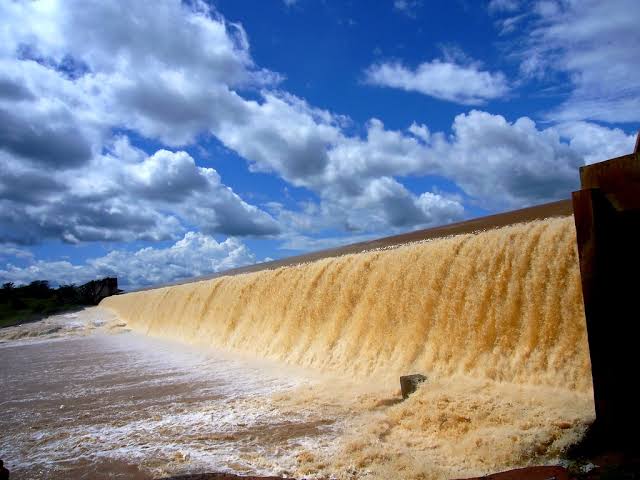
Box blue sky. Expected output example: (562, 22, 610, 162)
(0, 0, 638, 289)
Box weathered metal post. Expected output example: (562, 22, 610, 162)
(572, 132, 640, 448)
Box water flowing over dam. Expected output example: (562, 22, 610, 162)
(102, 216, 591, 393)
(2, 215, 596, 480)
(7, 151, 638, 479)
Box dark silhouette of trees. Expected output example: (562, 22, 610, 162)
(23, 280, 51, 299)
(0, 277, 119, 327)
(56, 284, 79, 303)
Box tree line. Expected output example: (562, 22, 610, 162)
(0, 278, 120, 327)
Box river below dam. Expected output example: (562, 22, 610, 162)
(1, 306, 594, 480)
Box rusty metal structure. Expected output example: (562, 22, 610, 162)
(572, 132, 640, 448)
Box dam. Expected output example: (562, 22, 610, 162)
(101, 215, 590, 393)
(97, 211, 596, 479)
(2, 144, 638, 479)
(101, 140, 640, 477)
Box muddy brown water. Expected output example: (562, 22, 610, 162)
(0, 310, 333, 479)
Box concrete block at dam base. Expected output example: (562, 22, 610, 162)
(400, 373, 428, 399)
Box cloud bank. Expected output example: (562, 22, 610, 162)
(0, 0, 636, 286)
(1, 233, 255, 290)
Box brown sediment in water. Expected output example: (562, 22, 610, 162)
(99, 213, 595, 479)
(102, 215, 589, 391)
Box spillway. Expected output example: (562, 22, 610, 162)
(11, 150, 640, 479)
(101, 216, 591, 393)
(0, 214, 595, 480)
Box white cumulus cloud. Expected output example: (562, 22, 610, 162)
(0, 138, 280, 245)
(364, 59, 510, 105)
(553, 122, 636, 165)
(0, 233, 256, 290)
(0, 0, 281, 244)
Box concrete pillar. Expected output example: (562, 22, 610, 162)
(572, 140, 640, 448)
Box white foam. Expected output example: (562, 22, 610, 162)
(0, 320, 334, 478)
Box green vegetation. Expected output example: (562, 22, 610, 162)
(0, 279, 119, 328)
